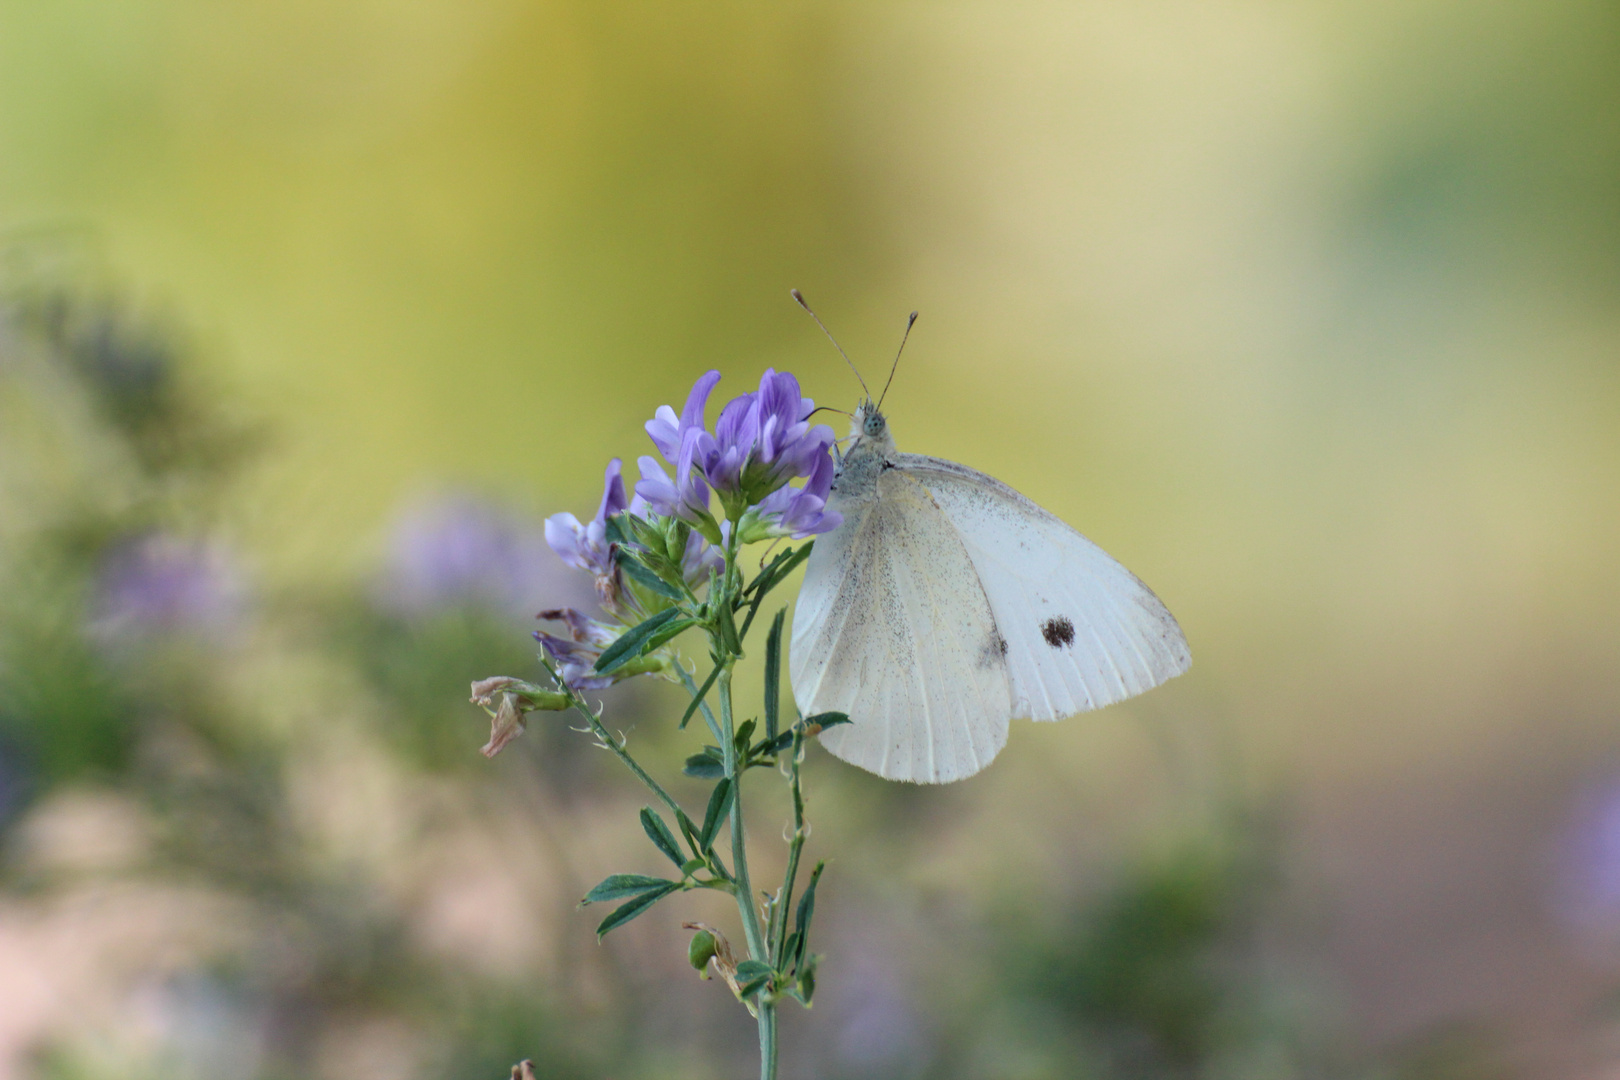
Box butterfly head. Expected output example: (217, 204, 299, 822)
(848, 400, 895, 457)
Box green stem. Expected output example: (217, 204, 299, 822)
(758, 1003, 778, 1080)
(718, 661, 776, 1080)
(567, 699, 686, 825)
(718, 666, 768, 960)
(771, 729, 807, 967)
(675, 663, 724, 744)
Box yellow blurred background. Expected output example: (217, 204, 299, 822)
(1, 1, 1618, 1077)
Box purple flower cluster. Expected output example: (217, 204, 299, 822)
(533, 607, 624, 692)
(539, 458, 723, 690)
(545, 458, 723, 615)
(535, 368, 843, 693)
(637, 370, 842, 541)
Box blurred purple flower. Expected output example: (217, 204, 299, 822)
(823, 927, 930, 1074)
(384, 494, 586, 618)
(635, 369, 840, 536)
(91, 534, 246, 639)
(1551, 775, 1620, 941)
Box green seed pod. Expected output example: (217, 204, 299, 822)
(688, 929, 718, 974)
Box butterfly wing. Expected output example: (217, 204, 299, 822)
(789, 466, 1013, 783)
(894, 454, 1190, 720)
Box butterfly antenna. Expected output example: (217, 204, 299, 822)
(805, 405, 852, 420)
(875, 310, 918, 412)
(792, 289, 871, 401)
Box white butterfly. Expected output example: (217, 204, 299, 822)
(789, 401, 1191, 784)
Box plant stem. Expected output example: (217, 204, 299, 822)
(718, 666, 768, 960)
(758, 1002, 778, 1079)
(771, 731, 808, 967)
(718, 662, 775, 1080)
(675, 663, 724, 743)
(567, 699, 686, 825)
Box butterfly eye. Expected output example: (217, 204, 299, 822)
(863, 412, 886, 437)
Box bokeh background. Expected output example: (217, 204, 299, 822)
(1, 1, 1618, 1077)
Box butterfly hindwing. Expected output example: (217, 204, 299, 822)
(893, 454, 1191, 721)
(790, 467, 1012, 783)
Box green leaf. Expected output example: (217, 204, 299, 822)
(583, 873, 675, 905)
(626, 513, 665, 551)
(595, 882, 680, 939)
(734, 959, 774, 999)
(640, 808, 685, 869)
(717, 592, 742, 654)
(796, 955, 818, 1004)
(604, 512, 632, 548)
(675, 807, 702, 853)
(645, 616, 699, 652)
(764, 608, 785, 740)
(679, 665, 721, 730)
(746, 542, 813, 597)
(735, 959, 772, 981)
(698, 778, 734, 852)
(803, 711, 851, 732)
(593, 608, 683, 674)
(793, 861, 826, 968)
(617, 551, 685, 601)
(667, 518, 691, 561)
(758, 712, 852, 757)
(683, 750, 725, 780)
(733, 718, 756, 755)
(680, 858, 707, 876)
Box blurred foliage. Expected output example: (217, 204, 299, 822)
(0, 275, 625, 1077)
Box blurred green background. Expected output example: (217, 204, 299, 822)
(1, 0, 1618, 1077)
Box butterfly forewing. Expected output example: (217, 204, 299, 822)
(893, 454, 1191, 721)
(790, 468, 1011, 783)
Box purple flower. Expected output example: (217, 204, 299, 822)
(742, 446, 842, 541)
(535, 607, 669, 691)
(635, 369, 840, 537)
(635, 426, 714, 531)
(545, 458, 629, 582)
(645, 370, 721, 461)
(681, 524, 726, 585)
(545, 457, 726, 616)
(708, 369, 829, 498)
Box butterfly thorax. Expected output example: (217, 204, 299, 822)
(834, 402, 897, 506)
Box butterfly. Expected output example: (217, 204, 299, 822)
(785, 302, 1190, 784)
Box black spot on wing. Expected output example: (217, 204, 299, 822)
(978, 630, 1009, 668)
(1041, 616, 1075, 648)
